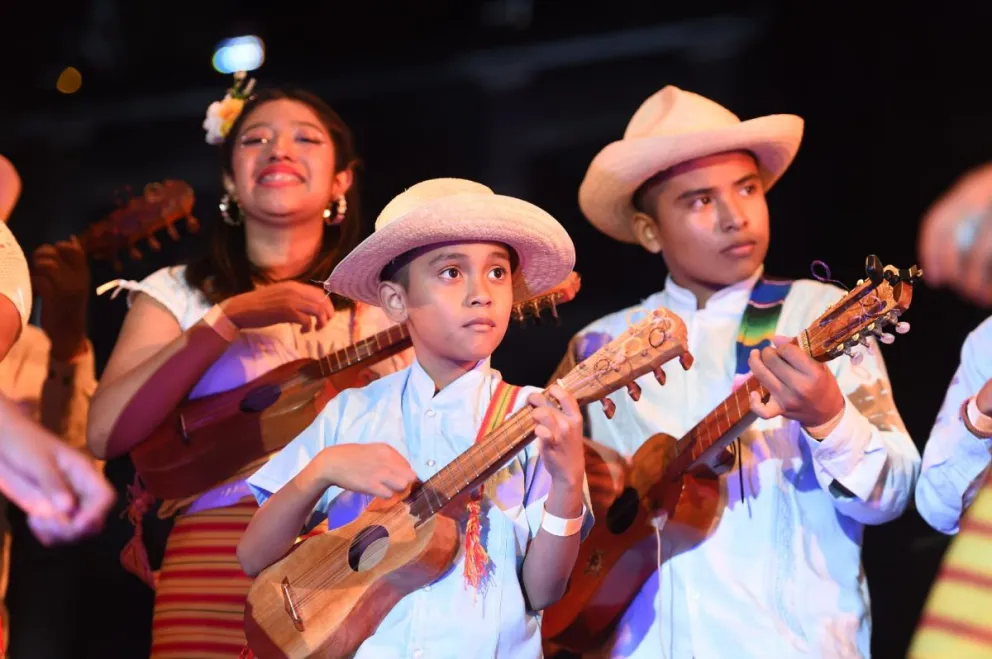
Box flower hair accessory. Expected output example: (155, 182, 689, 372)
(202, 71, 256, 145)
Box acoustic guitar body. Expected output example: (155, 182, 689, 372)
(244, 496, 459, 659)
(131, 359, 367, 499)
(542, 433, 722, 653)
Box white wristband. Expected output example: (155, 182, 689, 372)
(202, 305, 239, 343)
(540, 504, 586, 537)
(967, 397, 992, 436)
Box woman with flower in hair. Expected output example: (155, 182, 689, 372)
(86, 75, 413, 658)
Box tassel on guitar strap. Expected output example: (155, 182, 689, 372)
(464, 380, 520, 592)
(729, 276, 793, 499)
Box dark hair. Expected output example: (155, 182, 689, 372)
(380, 243, 520, 292)
(185, 87, 362, 309)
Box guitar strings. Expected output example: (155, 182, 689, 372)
(290, 408, 542, 603)
(287, 331, 681, 607)
(288, 355, 617, 601)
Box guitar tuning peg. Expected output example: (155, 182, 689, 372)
(878, 332, 895, 345)
(601, 397, 616, 419)
(626, 381, 642, 402)
(653, 367, 666, 386)
(550, 300, 560, 326)
(846, 349, 864, 367)
(147, 235, 162, 251)
(679, 351, 695, 371)
(530, 302, 541, 323)
(512, 308, 524, 325)
(895, 321, 910, 335)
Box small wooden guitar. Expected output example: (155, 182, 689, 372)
(84, 179, 199, 270)
(242, 306, 693, 659)
(541, 255, 921, 652)
(130, 273, 582, 500)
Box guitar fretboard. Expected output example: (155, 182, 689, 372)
(675, 376, 769, 468)
(408, 405, 538, 522)
(300, 324, 412, 380)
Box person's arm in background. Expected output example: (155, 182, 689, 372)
(31, 238, 97, 454)
(0, 155, 21, 227)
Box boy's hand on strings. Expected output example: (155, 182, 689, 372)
(748, 335, 846, 430)
(313, 443, 417, 499)
(529, 384, 585, 505)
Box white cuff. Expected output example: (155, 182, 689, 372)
(541, 504, 586, 537)
(201, 305, 239, 342)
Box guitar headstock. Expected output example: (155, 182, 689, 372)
(511, 272, 581, 325)
(556, 307, 692, 418)
(802, 255, 921, 364)
(80, 179, 199, 271)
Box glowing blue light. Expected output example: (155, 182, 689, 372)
(212, 36, 265, 74)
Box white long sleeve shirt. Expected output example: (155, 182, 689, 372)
(576, 270, 920, 659)
(915, 315, 992, 535)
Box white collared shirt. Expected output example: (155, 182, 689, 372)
(575, 270, 919, 659)
(916, 315, 992, 534)
(248, 358, 593, 659)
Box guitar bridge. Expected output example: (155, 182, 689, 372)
(281, 577, 305, 632)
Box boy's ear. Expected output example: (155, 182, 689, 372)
(377, 281, 408, 323)
(632, 212, 663, 254)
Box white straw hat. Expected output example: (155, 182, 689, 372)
(579, 85, 804, 243)
(326, 178, 576, 306)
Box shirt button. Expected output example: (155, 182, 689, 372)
(423, 584, 432, 592)
(426, 409, 436, 418)
(426, 459, 436, 468)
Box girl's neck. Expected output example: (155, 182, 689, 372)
(245, 217, 324, 281)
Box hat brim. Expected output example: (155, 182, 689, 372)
(579, 114, 804, 243)
(327, 192, 576, 306)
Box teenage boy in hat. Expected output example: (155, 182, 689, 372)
(239, 178, 594, 658)
(567, 86, 920, 658)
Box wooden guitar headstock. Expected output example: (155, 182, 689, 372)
(802, 255, 921, 363)
(557, 307, 692, 419)
(80, 179, 199, 270)
(511, 272, 581, 325)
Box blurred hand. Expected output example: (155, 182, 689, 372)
(32, 237, 90, 361)
(0, 397, 115, 545)
(919, 163, 992, 307)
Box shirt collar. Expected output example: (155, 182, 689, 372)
(407, 357, 494, 412)
(655, 265, 764, 317)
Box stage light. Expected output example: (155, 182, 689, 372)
(212, 36, 265, 74)
(56, 67, 82, 94)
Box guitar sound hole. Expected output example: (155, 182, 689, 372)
(605, 487, 639, 534)
(240, 384, 281, 413)
(347, 525, 391, 572)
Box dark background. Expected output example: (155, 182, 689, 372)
(1, 1, 990, 656)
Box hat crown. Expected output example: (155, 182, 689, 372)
(624, 86, 741, 140)
(375, 178, 494, 231)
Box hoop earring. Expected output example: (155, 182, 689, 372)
(219, 193, 242, 227)
(324, 196, 347, 226)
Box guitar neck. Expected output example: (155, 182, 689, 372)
(302, 324, 412, 379)
(676, 376, 768, 469)
(409, 405, 537, 522)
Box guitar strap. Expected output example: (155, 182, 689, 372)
(725, 276, 792, 489)
(464, 379, 521, 591)
(733, 276, 794, 384)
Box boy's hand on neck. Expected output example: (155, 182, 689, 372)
(529, 385, 585, 518)
(746, 335, 846, 431)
